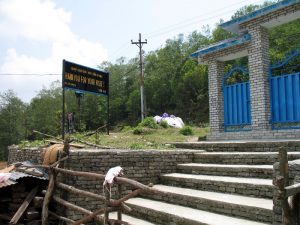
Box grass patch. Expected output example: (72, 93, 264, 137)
(18, 140, 47, 149)
(17, 126, 209, 150)
(86, 126, 209, 150)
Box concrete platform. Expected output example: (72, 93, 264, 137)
(143, 184, 273, 222)
(110, 212, 156, 225)
(177, 163, 273, 178)
(153, 184, 272, 208)
(127, 197, 270, 225)
(161, 173, 273, 198)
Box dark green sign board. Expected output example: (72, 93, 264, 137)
(62, 60, 109, 96)
(61, 59, 110, 139)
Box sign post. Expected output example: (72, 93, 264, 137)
(62, 59, 109, 139)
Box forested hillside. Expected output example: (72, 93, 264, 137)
(0, 1, 299, 160)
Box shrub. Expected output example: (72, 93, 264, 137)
(133, 127, 143, 135)
(160, 120, 169, 129)
(122, 126, 132, 132)
(138, 117, 159, 129)
(179, 126, 194, 136)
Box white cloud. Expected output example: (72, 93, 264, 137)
(0, 0, 73, 42)
(0, 0, 108, 102)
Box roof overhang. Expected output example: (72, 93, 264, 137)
(220, 0, 300, 33)
(190, 33, 251, 59)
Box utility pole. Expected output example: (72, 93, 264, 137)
(131, 33, 147, 121)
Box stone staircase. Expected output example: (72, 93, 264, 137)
(116, 141, 300, 225)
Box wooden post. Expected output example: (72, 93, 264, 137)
(117, 184, 122, 223)
(104, 186, 110, 225)
(278, 147, 292, 225)
(42, 169, 57, 225)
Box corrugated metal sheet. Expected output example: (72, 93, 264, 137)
(0, 179, 16, 188)
(9, 171, 48, 182)
(0, 161, 49, 189)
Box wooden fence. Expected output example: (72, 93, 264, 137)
(22, 156, 163, 225)
(276, 147, 300, 225)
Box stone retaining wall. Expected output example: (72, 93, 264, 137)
(8, 146, 195, 221)
(8, 145, 43, 165)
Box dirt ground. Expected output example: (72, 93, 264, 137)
(0, 162, 7, 169)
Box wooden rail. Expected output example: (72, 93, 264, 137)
(43, 165, 160, 224)
(276, 147, 300, 225)
(21, 134, 164, 225)
(24, 159, 162, 224)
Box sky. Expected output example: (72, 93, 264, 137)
(0, 0, 267, 102)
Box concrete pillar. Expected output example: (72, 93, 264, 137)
(248, 25, 271, 131)
(208, 60, 225, 135)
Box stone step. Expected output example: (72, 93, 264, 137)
(142, 184, 272, 223)
(170, 140, 300, 152)
(177, 163, 273, 178)
(110, 212, 156, 225)
(126, 197, 269, 225)
(160, 173, 273, 198)
(193, 151, 300, 165)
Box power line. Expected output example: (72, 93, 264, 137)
(0, 73, 60, 76)
(110, 0, 266, 58)
(146, 0, 266, 38)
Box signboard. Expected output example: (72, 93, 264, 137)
(62, 60, 109, 96)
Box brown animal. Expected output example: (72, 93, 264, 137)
(42, 144, 64, 165)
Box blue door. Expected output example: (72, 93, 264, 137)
(270, 48, 300, 129)
(223, 67, 251, 132)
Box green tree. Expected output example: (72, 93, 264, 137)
(26, 81, 62, 136)
(100, 57, 140, 125)
(269, 19, 300, 62)
(144, 35, 184, 116)
(0, 90, 26, 160)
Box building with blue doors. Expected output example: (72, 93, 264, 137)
(191, 0, 300, 140)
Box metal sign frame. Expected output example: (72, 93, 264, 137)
(62, 59, 110, 138)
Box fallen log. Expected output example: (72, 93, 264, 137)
(46, 140, 85, 148)
(70, 138, 110, 149)
(83, 124, 107, 137)
(33, 130, 62, 142)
